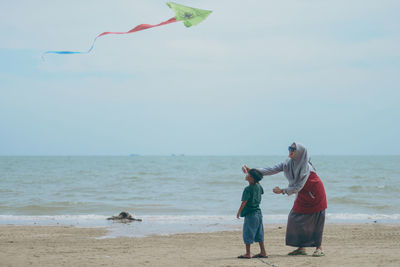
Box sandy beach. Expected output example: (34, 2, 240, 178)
(0, 224, 399, 266)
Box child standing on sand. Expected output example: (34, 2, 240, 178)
(236, 168, 268, 259)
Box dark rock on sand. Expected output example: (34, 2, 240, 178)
(107, 212, 142, 223)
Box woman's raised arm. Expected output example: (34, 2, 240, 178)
(257, 162, 284, 176)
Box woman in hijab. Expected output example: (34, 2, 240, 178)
(242, 142, 327, 257)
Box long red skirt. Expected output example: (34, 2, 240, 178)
(292, 171, 327, 214)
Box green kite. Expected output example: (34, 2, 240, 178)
(44, 2, 212, 56)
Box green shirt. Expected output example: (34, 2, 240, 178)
(240, 183, 264, 217)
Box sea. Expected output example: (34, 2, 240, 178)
(0, 156, 399, 238)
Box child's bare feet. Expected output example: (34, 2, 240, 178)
(252, 253, 268, 258)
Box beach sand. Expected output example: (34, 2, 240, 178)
(1, 224, 399, 266)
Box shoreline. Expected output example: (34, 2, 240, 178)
(0, 214, 400, 238)
(1, 213, 399, 239)
(1, 224, 400, 266)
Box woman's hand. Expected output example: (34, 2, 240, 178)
(273, 186, 283, 194)
(242, 165, 250, 174)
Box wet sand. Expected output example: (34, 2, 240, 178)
(0, 224, 399, 266)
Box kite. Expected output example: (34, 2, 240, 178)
(43, 2, 212, 57)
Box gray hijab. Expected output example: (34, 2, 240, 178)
(282, 142, 315, 195)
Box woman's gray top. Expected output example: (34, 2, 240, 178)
(257, 143, 315, 196)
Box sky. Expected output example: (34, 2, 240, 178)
(0, 0, 399, 156)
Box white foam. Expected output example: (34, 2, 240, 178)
(0, 214, 107, 221)
(326, 213, 400, 221)
(1, 213, 399, 225)
(0, 215, 109, 227)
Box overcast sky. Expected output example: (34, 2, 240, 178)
(1, 0, 399, 155)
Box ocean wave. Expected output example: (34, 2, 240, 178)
(0, 189, 13, 193)
(14, 202, 89, 211)
(206, 180, 241, 186)
(347, 184, 398, 193)
(329, 196, 368, 205)
(348, 185, 363, 192)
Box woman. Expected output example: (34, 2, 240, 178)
(242, 142, 327, 257)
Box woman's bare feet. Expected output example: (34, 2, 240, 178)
(313, 247, 325, 257)
(288, 247, 307, 255)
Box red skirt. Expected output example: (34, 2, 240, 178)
(292, 172, 327, 214)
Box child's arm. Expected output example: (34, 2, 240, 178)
(236, 200, 247, 219)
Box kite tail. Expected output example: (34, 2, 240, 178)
(41, 37, 98, 60)
(42, 17, 178, 59)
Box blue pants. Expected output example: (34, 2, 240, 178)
(243, 211, 264, 244)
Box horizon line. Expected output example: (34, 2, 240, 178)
(0, 154, 399, 157)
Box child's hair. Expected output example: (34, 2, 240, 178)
(248, 169, 263, 182)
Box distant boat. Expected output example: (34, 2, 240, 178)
(129, 154, 140, 156)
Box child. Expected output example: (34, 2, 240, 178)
(236, 168, 268, 259)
